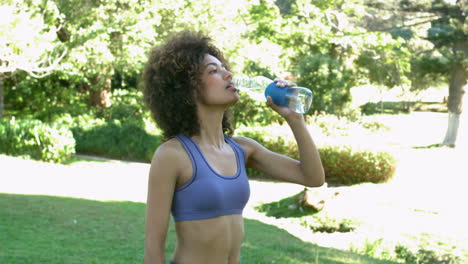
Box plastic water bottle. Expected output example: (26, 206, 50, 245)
(233, 76, 313, 114)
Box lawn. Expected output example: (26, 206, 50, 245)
(0, 193, 399, 264)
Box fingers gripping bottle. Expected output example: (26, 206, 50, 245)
(233, 76, 313, 114)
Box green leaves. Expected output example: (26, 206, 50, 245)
(296, 54, 355, 114)
(0, 118, 76, 163)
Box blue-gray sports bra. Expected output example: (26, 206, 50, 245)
(171, 135, 250, 222)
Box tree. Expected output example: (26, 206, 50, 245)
(0, 3, 65, 117)
(49, 0, 162, 107)
(355, 32, 413, 112)
(244, 0, 385, 114)
(363, 0, 467, 147)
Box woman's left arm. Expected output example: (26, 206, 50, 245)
(235, 80, 325, 187)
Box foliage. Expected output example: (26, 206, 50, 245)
(52, 0, 159, 88)
(256, 192, 358, 233)
(255, 192, 319, 218)
(300, 214, 357, 233)
(231, 95, 283, 127)
(67, 89, 159, 162)
(360, 101, 412, 115)
(350, 238, 395, 261)
(0, 117, 75, 163)
(296, 54, 355, 114)
(355, 32, 411, 89)
(235, 127, 298, 178)
(3, 0, 464, 120)
(395, 244, 462, 264)
(319, 145, 396, 185)
(236, 126, 396, 184)
(4, 71, 88, 120)
(72, 119, 161, 162)
(0, 3, 64, 77)
(94, 89, 148, 126)
(410, 55, 450, 91)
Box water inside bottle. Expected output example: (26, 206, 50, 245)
(285, 87, 312, 114)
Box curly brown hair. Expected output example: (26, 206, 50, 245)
(143, 30, 234, 140)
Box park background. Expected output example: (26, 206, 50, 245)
(0, 0, 467, 263)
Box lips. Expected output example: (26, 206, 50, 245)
(226, 83, 237, 91)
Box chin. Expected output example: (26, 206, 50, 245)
(226, 97, 240, 107)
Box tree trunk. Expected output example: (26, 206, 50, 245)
(442, 112, 460, 147)
(0, 75, 4, 118)
(89, 75, 112, 108)
(442, 42, 467, 147)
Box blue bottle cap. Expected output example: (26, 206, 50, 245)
(265, 82, 287, 106)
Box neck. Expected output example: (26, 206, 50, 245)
(194, 104, 226, 148)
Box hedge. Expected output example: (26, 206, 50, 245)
(236, 128, 396, 185)
(71, 120, 161, 162)
(0, 118, 75, 163)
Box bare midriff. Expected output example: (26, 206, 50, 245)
(172, 214, 244, 264)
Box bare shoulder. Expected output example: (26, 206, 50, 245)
(232, 136, 264, 157)
(149, 138, 187, 177)
(153, 138, 185, 158)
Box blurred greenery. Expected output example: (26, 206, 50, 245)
(2, 0, 461, 177)
(0, 118, 75, 163)
(2, 0, 463, 118)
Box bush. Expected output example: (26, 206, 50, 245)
(72, 120, 161, 162)
(236, 127, 396, 184)
(395, 244, 462, 264)
(0, 118, 75, 163)
(236, 128, 298, 178)
(320, 145, 396, 184)
(360, 101, 412, 115)
(300, 214, 357, 233)
(94, 89, 148, 126)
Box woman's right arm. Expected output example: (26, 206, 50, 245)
(144, 141, 180, 264)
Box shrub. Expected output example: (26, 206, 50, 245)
(94, 89, 148, 126)
(395, 244, 462, 264)
(236, 127, 396, 184)
(0, 118, 75, 163)
(300, 214, 357, 233)
(320, 145, 396, 184)
(236, 128, 298, 178)
(72, 120, 161, 162)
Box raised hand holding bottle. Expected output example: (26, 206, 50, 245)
(233, 76, 313, 114)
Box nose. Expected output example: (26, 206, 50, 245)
(224, 69, 232, 80)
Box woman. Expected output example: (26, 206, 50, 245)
(143, 30, 324, 264)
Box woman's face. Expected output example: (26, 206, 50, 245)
(198, 54, 239, 107)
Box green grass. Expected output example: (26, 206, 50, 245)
(0, 193, 400, 264)
(255, 193, 359, 234)
(255, 192, 318, 218)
